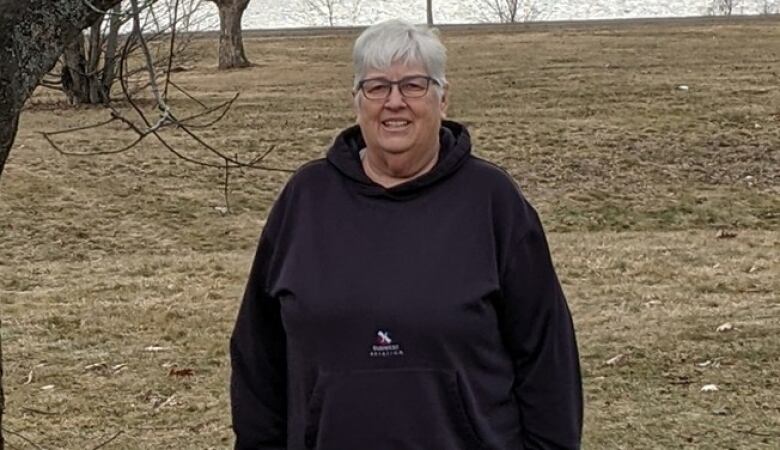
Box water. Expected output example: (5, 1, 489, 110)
(194, 0, 778, 30)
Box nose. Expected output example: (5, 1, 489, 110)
(383, 84, 406, 109)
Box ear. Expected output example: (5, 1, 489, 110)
(439, 84, 449, 118)
(352, 90, 361, 120)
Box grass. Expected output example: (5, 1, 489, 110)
(1, 17, 779, 449)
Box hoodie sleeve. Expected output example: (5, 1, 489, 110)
(230, 227, 287, 450)
(497, 208, 583, 449)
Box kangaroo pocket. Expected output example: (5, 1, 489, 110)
(304, 368, 488, 450)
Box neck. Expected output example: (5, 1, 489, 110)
(362, 142, 440, 188)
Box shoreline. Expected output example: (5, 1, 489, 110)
(185, 14, 780, 39)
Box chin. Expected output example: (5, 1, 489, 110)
(376, 143, 413, 155)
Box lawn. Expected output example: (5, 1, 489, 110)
(1, 16, 778, 449)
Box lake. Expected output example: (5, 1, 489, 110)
(193, 0, 776, 30)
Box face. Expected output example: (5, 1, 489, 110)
(354, 61, 448, 159)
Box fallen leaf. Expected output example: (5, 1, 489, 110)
(716, 322, 733, 332)
(696, 360, 712, 367)
(112, 363, 128, 372)
(169, 367, 195, 378)
(144, 346, 170, 352)
(41, 385, 55, 391)
(605, 354, 624, 366)
(84, 362, 108, 372)
(715, 230, 737, 239)
(701, 384, 719, 392)
(23, 370, 34, 385)
(154, 394, 178, 410)
(712, 407, 730, 415)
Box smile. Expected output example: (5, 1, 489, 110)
(382, 120, 411, 129)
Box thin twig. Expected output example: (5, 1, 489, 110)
(120, 31, 152, 128)
(224, 158, 231, 213)
(169, 111, 294, 172)
(129, 0, 166, 111)
(90, 430, 124, 450)
(2, 426, 47, 450)
(41, 116, 118, 136)
(21, 406, 60, 416)
(248, 144, 277, 165)
(174, 92, 239, 128)
(163, 0, 180, 102)
(44, 131, 145, 156)
(167, 79, 207, 108)
(729, 426, 780, 438)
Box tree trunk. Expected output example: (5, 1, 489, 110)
(427, 0, 434, 26)
(61, 14, 114, 105)
(214, 0, 251, 70)
(87, 20, 104, 104)
(101, 5, 122, 96)
(0, 2, 123, 446)
(62, 32, 91, 104)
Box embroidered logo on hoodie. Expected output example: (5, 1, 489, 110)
(369, 330, 404, 357)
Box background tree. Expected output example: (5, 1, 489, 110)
(427, 0, 434, 25)
(760, 0, 778, 13)
(297, 0, 363, 27)
(480, 0, 544, 23)
(208, 0, 251, 69)
(55, 0, 207, 105)
(709, 0, 740, 15)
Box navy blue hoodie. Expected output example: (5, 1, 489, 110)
(230, 120, 582, 449)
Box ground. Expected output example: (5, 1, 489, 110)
(1, 17, 778, 449)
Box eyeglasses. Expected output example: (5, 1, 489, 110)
(357, 75, 439, 100)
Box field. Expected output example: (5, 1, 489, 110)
(1, 17, 779, 449)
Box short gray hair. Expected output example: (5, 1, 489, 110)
(352, 19, 447, 95)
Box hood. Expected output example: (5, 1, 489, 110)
(326, 120, 472, 199)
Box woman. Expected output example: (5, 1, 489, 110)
(231, 19, 582, 450)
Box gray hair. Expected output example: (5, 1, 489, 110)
(352, 19, 447, 96)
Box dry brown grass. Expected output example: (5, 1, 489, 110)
(1, 18, 779, 449)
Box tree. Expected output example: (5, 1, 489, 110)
(760, 0, 778, 14)
(709, 0, 740, 15)
(427, 0, 434, 25)
(0, 0, 125, 194)
(208, 0, 251, 69)
(0, 4, 126, 445)
(480, 0, 544, 23)
(56, 0, 206, 105)
(297, 0, 363, 27)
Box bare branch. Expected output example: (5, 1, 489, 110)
(174, 92, 239, 128)
(166, 79, 207, 108)
(41, 116, 119, 136)
(42, 0, 293, 213)
(224, 158, 231, 213)
(129, 0, 167, 111)
(163, 0, 181, 102)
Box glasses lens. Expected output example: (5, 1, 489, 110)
(362, 80, 390, 99)
(400, 77, 430, 97)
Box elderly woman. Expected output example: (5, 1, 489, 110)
(231, 19, 582, 450)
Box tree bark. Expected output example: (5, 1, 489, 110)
(213, 0, 251, 70)
(0, 3, 123, 446)
(61, 14, 114, 105)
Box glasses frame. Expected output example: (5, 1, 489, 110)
(357, 75, 440, 100)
